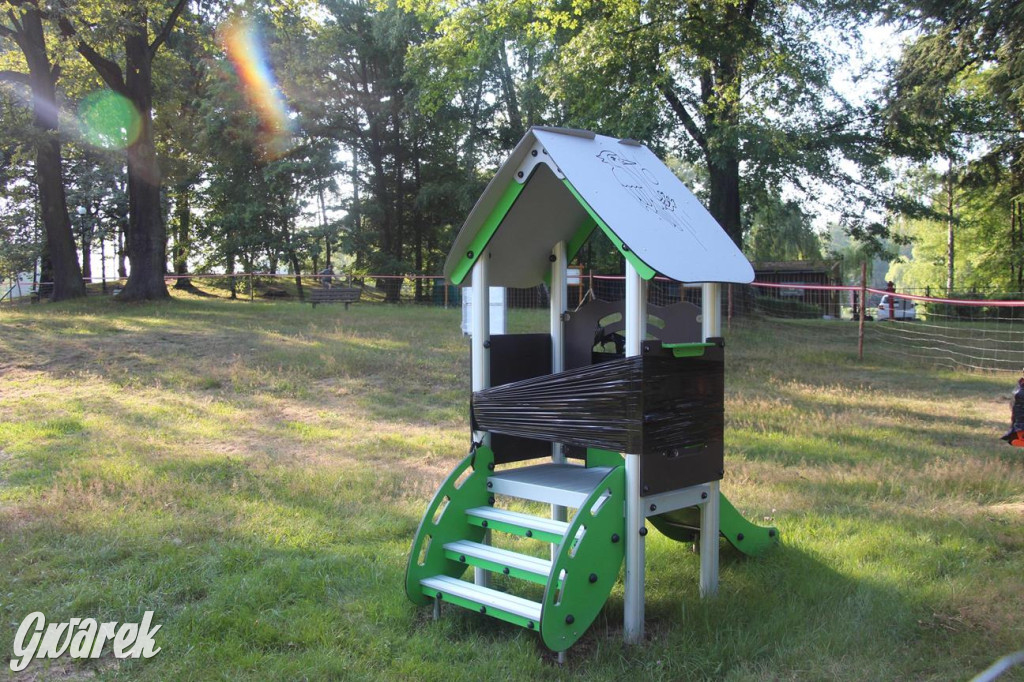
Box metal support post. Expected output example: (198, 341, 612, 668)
(471, 254, 492, 588)
(699, 282, 721, 598)
(623, 261, 647, 643)
(550, 241, 568, 535)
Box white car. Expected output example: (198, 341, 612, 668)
(875, 294, 917, 320)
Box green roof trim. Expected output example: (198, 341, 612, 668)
(449, 179, 526, 285)
(566, 217, 597, 263)
(561, 179, 657, 281)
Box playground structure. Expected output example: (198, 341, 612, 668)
(405, 127, 778, 654)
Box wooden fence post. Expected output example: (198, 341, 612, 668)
(858, 262, 866, 360)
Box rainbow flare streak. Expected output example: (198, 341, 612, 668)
(220, 18, 296, 158)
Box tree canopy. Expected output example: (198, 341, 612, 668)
(0, 0, 1020, 295)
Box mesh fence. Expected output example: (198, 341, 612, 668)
(12, 271, 1024, 374)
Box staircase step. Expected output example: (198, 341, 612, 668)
(488, 464, 615, 507)
(444, 539, 552, 585)
(465, 507, 570, 544)
(420, 575, 542, 629)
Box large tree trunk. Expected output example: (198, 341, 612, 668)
(119, 29, 169, 301)
(707, 155, 742, 248)
(20, 7, 86, 301)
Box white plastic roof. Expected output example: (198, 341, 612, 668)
(444, 127, 754, 287)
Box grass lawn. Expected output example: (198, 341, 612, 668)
(1, 294, 1021, 681)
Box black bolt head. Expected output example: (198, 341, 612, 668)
(588, 573, 598, 583)
(466, 250, 474, 259)
(649, 504, 657, 512)
(565, 615, 575, 625)
(525, 530, 533, 538)
(639, 527, 648, 537)
(480, 606, 486, 614)
(487, 462, 494, 470)
(611, 533, 620, 543)
(517, 171, 524, 178)
(531, 149, 538, 157)
(701, 491, 708, 499)
(736, 533, 744, 541)
(481, 520, 488, 528)
(503, 567, 510, 575)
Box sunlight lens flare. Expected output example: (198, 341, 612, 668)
(219, 17, 297, 158)
(78, 90, 142, 150)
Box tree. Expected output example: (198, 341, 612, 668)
(884, 0, 1024, 292)
(58, 0, 190, 300)
(1, 0, 86, 300)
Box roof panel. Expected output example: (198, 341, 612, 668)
(444, 127, 754, 286)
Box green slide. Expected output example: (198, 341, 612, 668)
(648, 493, 779, 557)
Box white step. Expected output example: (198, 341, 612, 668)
(465, 506, 570, 542)
(420, 575, 542, 623)
(488, 463, 614, 507)
(443, 540, 552, 584)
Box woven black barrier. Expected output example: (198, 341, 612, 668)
(472, 341, 724, 494)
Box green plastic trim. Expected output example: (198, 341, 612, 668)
(566, 217, 598, 264)
(419, 583, 537, 630)
(540, 465, 626, 652)
(585, 448, 623, 468)
(561, 179, 657, 281)
(450, 181, 526, 285)
(663, 342, 714, 358)
(405, 445, 494, 605)
(465, 515, 563, 545)
(647, 492, 779, 558)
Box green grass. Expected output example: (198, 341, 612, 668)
(0, 295, 1021, 680)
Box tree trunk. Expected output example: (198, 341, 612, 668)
(707, 155, 742, 248)
(19, 7, 85, 301)
(119, 28, 169, 301)
(173, 184, 193, 290)
(80, 218, 92, 281)
(497, 40, 524, 142)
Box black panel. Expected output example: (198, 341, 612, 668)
(483, 334, 552, 464)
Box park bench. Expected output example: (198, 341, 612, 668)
(30, 282, 54, 302)
(309, 286, 362, 309)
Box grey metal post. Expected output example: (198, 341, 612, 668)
(623, 261, 647, 643)
(699, 282, 721, 598)
(471, 254, 492, 588)
(550, 241, 568, 537)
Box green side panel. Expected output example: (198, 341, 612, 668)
(449, 181, 527, 285)
(648, 492, 779, 558)
(465, 516, 563, 545)
(540, 466, 626, 652)
(664, 342, 714, 358)
(405, 445, 494, 605)
(420, 583, 537, 630)
(719, 493, 779, 557)
(586, 448, 623, 468)
(562, 179, 657, 281)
